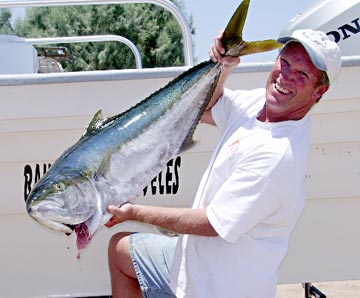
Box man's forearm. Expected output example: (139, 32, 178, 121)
(108, 204, 218, 237)
(132, 205, 218, 236)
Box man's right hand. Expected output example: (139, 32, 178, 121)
(209, 31, 240, 68)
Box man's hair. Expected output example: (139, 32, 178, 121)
(317, 70, 330, 87)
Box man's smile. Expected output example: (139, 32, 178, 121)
(274, 81, 291, 95)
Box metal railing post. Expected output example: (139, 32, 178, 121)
(26, 35, 143, 69)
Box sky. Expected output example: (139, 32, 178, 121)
(181, 0, 316, 63)
(8, 0, 316, 63)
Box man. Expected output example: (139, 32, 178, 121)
(105, 29, 341, 298)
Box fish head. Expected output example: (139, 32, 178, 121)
(26, 167, 98, 236)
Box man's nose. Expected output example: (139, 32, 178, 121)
(280, 68, 295, 83)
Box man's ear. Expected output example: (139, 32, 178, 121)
(314, 84, 330, 103)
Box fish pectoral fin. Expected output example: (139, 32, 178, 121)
(234, 40, 283, 57)
(97, 149, 112, 180)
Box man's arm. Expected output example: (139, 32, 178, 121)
(201, 32, 240, 125)
(106, 204, 218, 237)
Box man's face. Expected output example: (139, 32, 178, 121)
(264, 42, 329, 122)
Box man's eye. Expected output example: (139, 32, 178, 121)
(300, 71, 309, 79)
(280, 58, 289, 66)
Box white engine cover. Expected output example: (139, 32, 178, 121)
(279, 0, 360, 57)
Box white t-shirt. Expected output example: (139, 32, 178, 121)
(170, 88, 311, 298)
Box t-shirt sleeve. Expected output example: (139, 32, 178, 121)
(212, 88, 247, 132)
(206, 168, 281, 243)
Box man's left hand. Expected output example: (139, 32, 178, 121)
(105, 203, 133, 228)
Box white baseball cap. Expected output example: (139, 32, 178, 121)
(277, 29, 342, 85)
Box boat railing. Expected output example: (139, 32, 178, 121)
(0, 0, 194, 66)
(1, 55, 360, 87)
(26, 35, 143, 69)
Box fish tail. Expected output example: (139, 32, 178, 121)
(221, 0, 282, 57)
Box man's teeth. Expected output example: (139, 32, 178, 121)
(275, 82, 290, 95)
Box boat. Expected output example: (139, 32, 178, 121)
(0, 0, 359, 297)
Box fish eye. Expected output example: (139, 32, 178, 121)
(54, 182, 66, 191)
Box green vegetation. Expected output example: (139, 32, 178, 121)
(0, 1, 194, 70)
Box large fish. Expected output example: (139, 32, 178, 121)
(26, 0, 281, 257)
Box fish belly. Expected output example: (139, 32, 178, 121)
(106, 65, 222, 206)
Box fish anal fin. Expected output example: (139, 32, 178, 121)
(179, 139, 198, 153)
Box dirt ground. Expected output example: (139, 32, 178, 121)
(277, 280, 360, 298)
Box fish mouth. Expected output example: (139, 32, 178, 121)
(29, 213, 74, 234)
(27, 199, 94, 235)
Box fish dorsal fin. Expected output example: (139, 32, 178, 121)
(83, 110, 106, 137)
(97, 149, 112, 180)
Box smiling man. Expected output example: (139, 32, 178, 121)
(107, 29, 341, 298)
